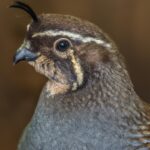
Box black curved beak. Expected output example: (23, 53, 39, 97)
(13, 41, 39, 64)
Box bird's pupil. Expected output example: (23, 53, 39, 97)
(56, 40, 70, 52)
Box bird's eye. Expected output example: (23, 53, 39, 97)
(55, 38, 71, 52)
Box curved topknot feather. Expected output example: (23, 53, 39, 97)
(10, 1, 38, 22)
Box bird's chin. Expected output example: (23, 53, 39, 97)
(28, 61, 38, 72)
(28, 61, 48, 77)
(28, 61, 70, 97)
(28, 61, 35, 66)
(28, 61, 51, 79)
(28, 61, 68, 84)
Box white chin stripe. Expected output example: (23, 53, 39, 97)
(32, 30, 112, 48)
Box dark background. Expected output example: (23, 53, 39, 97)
(0, 0, 150, 149)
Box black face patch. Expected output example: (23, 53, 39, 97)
(54, 57, 77, 85)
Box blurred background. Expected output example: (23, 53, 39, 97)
(0, 0, 150, 149)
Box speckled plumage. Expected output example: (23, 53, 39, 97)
(18, 59, 150, 150)
(11, 2, 150, 150)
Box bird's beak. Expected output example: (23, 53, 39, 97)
(13, 41, 39, 64)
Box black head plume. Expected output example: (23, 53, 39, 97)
(10, 1, 38, 22)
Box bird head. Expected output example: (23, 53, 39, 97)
(11, 1, 119, 96)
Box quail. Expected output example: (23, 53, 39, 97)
(10, 1, 150, 150)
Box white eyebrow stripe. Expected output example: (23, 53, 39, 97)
(32, 30, 112, 48)
(27, 24, 30, 31)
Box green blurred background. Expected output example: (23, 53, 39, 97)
(0, 0, 150, 149)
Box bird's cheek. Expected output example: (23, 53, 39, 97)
(28, 55, 68, 84)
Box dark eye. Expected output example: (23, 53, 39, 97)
(55, 39, 71, 52)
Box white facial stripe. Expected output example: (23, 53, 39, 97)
(27, 24, 30, 31)
(32, 30, 112, 48)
